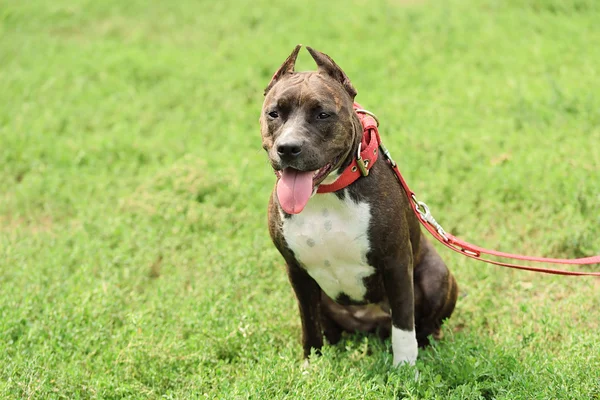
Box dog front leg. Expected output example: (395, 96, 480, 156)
(286, 262, 324, 359)
(382, 252, 418, 366)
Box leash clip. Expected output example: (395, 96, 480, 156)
(412, 195, 449, 242)
(356, 143, 370, 177)
(379, 143, 397, 167)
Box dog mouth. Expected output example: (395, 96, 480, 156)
(311, 159, 337, 186)
(275, 157, 340, 215)
(276, 157, 339, 186)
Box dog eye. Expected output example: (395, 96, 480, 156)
(268, 111, 279, 119)
(317, 112, 331, 120)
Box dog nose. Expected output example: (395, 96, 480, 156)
(277, 141, 303, 159)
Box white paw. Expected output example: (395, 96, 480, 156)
(301, 359, 311, 369)
(392, 327, 418, 367)
(301, 358, 312, 375)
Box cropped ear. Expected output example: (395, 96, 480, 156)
(264, 44, 302, 96)
(306, 46, 357, 99)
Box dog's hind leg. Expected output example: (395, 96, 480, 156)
(320, 292, 344, 345)
(320, 292, 392, 344)
(413, 234, 459, 347)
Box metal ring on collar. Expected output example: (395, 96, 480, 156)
(355, 109, 380, 127)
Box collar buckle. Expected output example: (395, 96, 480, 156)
(356, 143, 370, 177)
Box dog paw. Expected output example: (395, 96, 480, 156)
(301, 358, 312, 375)
(392, 327, 418, 367)
(393, 354, 417, 367)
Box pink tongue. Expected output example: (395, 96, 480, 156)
(276, 168, 315, 214)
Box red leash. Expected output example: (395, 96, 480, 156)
(321, 103, 600, 276)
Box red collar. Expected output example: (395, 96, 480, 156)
(317, 103, 381, 193)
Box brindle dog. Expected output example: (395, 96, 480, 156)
(260, 45, 458, 366)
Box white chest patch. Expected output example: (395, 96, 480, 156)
(281, 193, 374, 301)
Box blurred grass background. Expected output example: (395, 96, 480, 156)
(1, 0, 599, 398)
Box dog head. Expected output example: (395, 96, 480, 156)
(260, 45, 361, 214)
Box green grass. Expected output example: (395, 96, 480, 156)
(1, 0, 600, 398)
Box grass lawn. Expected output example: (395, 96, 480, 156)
(1, 0, 600, 398)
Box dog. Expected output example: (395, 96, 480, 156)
(259, 45, 458, 366)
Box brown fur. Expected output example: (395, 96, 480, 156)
(261, 45, 458, 359)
